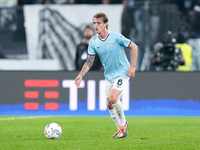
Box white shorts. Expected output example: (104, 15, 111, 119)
(105, 76, 130, 98)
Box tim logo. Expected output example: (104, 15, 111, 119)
(23, 79, 130, 111)
(24, 79, 59, 110)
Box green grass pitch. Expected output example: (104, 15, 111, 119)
(1, 116, 200, 150)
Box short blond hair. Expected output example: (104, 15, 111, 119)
(93, 12, 109, 29)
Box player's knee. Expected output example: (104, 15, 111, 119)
(108, 95, 117, 104)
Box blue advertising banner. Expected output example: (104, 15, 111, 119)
(0, 71, 200, 116)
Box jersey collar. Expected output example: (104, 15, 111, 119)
(98, 30, 110, 41)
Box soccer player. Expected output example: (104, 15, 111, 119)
(75, 12, 138, 138)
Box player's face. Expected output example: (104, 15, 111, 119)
(93, 17, 107, 34)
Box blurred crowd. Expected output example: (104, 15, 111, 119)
(0, 0, 200, 71)
(151, 0, 200, 71)
(0, 0, 123, 5)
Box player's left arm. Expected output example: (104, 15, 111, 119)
(127, 41, 138, 78)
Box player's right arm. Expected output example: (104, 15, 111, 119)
(74, 55, 95, 87)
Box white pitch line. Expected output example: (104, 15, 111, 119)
(0, 116, 51, 121)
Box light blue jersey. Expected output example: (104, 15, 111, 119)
(88, 31, 131, 81)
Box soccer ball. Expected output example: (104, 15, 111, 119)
(44, 123, 62, 139)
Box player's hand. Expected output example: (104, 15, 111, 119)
(127, 66, 136, 78)
(75, 75, 82, 87)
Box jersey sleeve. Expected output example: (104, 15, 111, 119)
(117, 33, 131, 48)
(87, 39, 96, 55)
